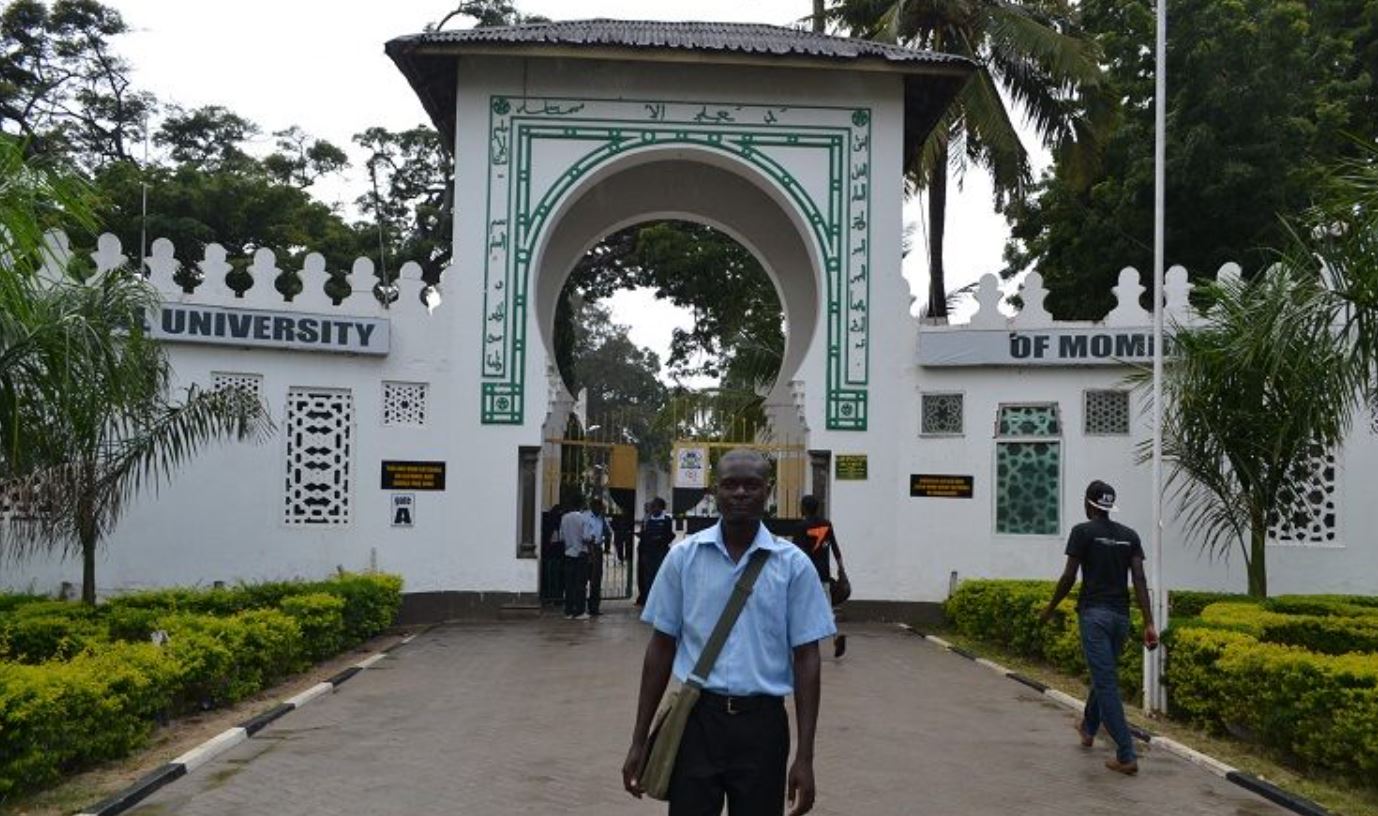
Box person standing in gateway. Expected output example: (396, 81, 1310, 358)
(623, 450, 835, 815)
(1040, 480, 1159, 775)
(636, 497, 675, 606)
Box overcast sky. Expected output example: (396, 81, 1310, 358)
(108, 0, 1046, 377)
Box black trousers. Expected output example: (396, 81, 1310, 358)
(668, 693, 789, 815)
(588, 553, 603, 615)
(637, 544, 669, 605)
(563, 555, 588, 616)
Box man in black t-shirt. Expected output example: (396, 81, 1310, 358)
(1040, 480, 1159, 776)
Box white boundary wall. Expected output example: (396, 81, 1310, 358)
(4, 57, 1375, 603)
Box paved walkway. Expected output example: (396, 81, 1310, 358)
(129, 607, 1285, 815)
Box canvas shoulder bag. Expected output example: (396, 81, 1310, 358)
(637, 548, 772, 801)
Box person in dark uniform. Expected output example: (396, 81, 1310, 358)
(794, 495, 848, 659)
(635, 497, 675, 606)
(1040, 480, 1159, 775)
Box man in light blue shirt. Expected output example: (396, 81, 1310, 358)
(558, 495, 600, 619)
(623, 449, 835, 815)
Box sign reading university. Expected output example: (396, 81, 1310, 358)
(149, 303, 389, 355)
(919, 328, 1174, 367)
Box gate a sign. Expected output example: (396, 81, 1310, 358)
(391, 494, 415, 528)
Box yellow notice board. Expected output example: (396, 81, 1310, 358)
(834, 454, 868, 481)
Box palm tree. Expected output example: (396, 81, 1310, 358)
(831, 0, 1103, 318)
(0, 134, 272, 604)
(1131, 267, 1354, 598)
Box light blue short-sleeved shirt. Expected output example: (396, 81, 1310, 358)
(641, 521, 836, 697)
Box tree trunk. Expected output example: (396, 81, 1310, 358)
(812, 0, 825, 32)
(79, 492, 98, 606)
(81, 528, 97, 605)
(1247, 509, 1268, 598)
(926, 140, 950, 319)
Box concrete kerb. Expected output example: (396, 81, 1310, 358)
(898, 624, 1333, 816)
(74, 631, 422, 816)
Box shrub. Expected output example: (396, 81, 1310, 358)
(321, 573, 403, 645)
(0, 592, 48, 614)
(0, 641, 178, 796)
(1201, 602, 1378, 655)
(279, 593, 345, 662)
(945, 580, 1144, 699)
(0, 602, 103, 663)
(1168, 590, 1250, 618)
(0, 573, 402, 798)
(158, 609, 303, 710)
(1164, 626, 1378, 782)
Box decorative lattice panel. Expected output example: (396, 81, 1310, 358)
(996, 442, 1061, 535)
(1084, 390, 1130, 435)
(921, 393, 964, 435)
(212, 372, 263, 401)
(1268, 445, 1338, 545)
(997, 404, 1060, 437)
(284, 388, 352, 525)
(383, 382, 428, 426)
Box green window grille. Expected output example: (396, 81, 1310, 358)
(995, 404, 1061, 535)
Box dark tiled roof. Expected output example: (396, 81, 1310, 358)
(386, 19, 974, 165)
(391, 19, 970, 66)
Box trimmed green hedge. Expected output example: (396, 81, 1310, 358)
(280, 593, 346, 661)
(944, 580, 1144, 699)
(0, 602, 103, 663)
(1168, 590, 1249, 618)
(0, 642, 178, 796)
(1164, 627, 1378, 782)
(1201, 602, 1378, 655)
(0, 572, 402, 797)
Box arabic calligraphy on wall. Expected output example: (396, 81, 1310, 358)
(481, 96, 872, 430)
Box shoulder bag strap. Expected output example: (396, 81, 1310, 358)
(686, 548, 771, 689)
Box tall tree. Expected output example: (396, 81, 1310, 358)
(558, 299, 669, 460)
(567, 222, 784, 387)
(427, 0, 550, 30)
(834, 0, 1103, 318)
(353, 126, 453, 282)
(0, 0, 153, 165)
(1005, 0, 1378, 318)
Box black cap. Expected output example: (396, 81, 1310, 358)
(1085, 480, 1119, 512)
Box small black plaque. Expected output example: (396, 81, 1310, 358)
(381, 461, 446, 491)
(910, 474, 974, 499)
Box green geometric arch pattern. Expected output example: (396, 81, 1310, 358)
(480, 96, 871, 430)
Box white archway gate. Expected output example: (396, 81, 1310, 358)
(478, 95, 875, 431)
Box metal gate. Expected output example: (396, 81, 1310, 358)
(539, 438, 638, 604)
(669, 439, 809, 526)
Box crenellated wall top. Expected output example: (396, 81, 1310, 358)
(36, 229, 447, 317)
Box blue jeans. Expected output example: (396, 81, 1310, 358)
(1079, 606, 1136, 763)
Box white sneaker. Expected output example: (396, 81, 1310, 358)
(574, 613, 590, 620)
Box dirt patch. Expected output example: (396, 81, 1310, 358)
(1, 629, 415, 816)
